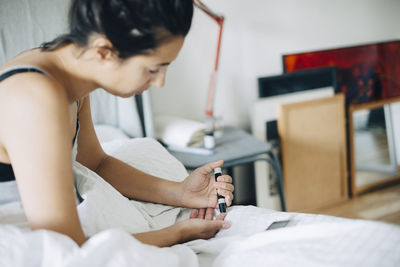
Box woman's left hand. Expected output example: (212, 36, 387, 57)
(180, 160, 234, 210)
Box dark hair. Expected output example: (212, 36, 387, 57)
(40, 0, 194, 58)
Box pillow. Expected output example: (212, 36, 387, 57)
(75, 137, 190, 236)
(94, 125, 130, 143)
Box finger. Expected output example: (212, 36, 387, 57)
(190, 209, 198, 219)
(206, 218, 230, 233)
(216, 175, 232, 184)
(214, 182, 235, 192)
(197, 208, 206, 219)
(216, 212, 227, 221)
(198, 160, 224, 175)
(215, 214, 231, 229)
(217, 189, 234, 207)
(205, 207, 214, 220)
(226, 195, 233, 207)
(217, 188, 234, 198)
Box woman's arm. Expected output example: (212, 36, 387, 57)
(0, 74, 87, 246)
(75, 96, 184, 206)
(97, 155, 184, 205)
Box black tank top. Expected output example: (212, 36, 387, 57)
(0, 67, 80, 182)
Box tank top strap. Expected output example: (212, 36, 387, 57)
(0, 65, 50, 83)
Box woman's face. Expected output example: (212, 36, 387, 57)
(101, 36, 185, 97)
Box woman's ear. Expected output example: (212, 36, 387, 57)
(89, 36, 119, 63)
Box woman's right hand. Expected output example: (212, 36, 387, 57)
(177, 208, 231, 243)
(133, 208, 230, 247)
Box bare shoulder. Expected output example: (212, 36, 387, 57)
(0, 72, 70, 147)
(0, 72, 68, 136)
(0, 71, 68, 107)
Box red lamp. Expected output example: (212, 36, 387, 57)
(193, 0, 225, 123)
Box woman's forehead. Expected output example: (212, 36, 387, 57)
(150, 36, 185, 62)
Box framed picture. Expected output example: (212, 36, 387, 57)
(348, 96, 400, 195)
(278, 94, 348, 211)
(257, 67, 338, 142)
(258, 67, 338, 98)
(252, 67, 337, 209)
(283, 40, 400, 105)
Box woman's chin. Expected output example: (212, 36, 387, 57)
(117, 91, 136, 98)
(114, 87, 148, 98)
(135, 87, 149, 95)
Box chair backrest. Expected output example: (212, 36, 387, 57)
(0, 0, 153, 138)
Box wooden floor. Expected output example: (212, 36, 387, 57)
(310, 182, 400, 226)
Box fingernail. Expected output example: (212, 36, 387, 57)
(222, 221, 231, 229)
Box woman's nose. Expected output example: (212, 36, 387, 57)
(151, 69, 167, 88)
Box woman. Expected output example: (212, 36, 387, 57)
(0, 0, 234, 247)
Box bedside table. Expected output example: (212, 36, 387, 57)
(167, 127, 286, 211)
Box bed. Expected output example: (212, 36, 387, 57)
(1, 135, 399, 267)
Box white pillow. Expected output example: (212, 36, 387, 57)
(94, 125, 130, 143)
(75, 137, 190, 236)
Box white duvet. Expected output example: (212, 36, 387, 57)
(1, 138, 399, 267)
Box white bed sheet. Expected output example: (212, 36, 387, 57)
(0, 138, 399, 267)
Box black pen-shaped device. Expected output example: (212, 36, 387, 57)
(214, 167, 227, 213)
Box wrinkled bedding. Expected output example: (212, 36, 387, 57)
(1, 138, 399, 267)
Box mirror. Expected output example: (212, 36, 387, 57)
(349, 99, 400, 195)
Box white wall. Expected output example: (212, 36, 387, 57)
(151, 0, 400, 130)
(0, 0, 69, 65)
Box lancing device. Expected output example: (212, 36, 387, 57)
(214, 167, 227, 213)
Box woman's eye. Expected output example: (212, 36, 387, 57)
(149, 69, 160, 74)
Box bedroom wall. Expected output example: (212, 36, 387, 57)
(151, 0, 400, 130)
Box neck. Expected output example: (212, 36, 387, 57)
(47, 44, 99, 103)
